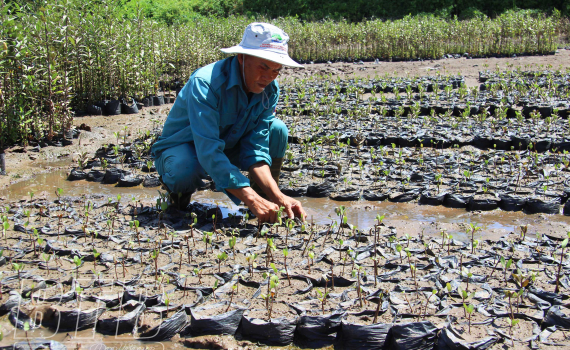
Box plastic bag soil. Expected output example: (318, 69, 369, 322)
(437, 327, 499, 350)
(543, 305, 570, 329)
(468, 196, 500, 211)
(334, 321, 391, 350)
(138, 309, 188, 341)
(97, 303, 146, 335)
(187, 308, 244, 336)
(42, 306, 105, 331)
(419, 191, 447, 206)
(524, 197, 561, 214)
(499, 194, 527, 211)
(0, 291, 22, 315)
(9, 307, 39, 330)
(240, 316, 297, 346)
(384, 321, 438, 350)
(362, 190, 389, 201)
(307, 181, 335, 198)
(443, 193, 472, 209)
(294, 312, 345, 348)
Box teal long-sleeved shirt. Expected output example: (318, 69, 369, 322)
(151, 56, 279, 205)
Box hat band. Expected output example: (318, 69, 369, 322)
(259, 43, 287, 52)
(240, 43, 287, 53)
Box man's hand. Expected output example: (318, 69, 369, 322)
(228, 162, 307, 224)
(227, 187, 281, 223)
(273, 194, 306, 222)
(226, 187, 306, 224)
(247, 194, 281, 223)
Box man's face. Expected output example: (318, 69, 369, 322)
(237, 54, 282, 94)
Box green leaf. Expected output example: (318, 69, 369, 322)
(562, 238, 568, 249)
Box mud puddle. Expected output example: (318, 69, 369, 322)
(2, 169, 570, 242)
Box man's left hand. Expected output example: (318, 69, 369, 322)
(274, 194, 306, 222)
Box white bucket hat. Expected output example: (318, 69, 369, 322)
(221, 22, 303, 68)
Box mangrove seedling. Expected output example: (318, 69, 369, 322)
(180, 274, 188, 297)
(282, 248, 291, 285)
(463, 303, 475, 333)
(334, 205, 347, 238)
(73, 255, 83, 279)
(457, 287, 476, 316)
(92, 248, 100, 270)
(75, 285, 83, 304)
(164, 292, 171, 314)
(260, 272, 280, 320)
(12, 262, 23, 281)
(404, 233, 411, 247)
(352, 264, 365, 307)
(424, 289, 437, 318)
(508, 317, 519, 347)
(396, 244, 403, 263)
(226, 285, 238, 312)
(308, 251, 315, 273)
(1, 217, 8, 240)
(189, 212, 198, 246)
(23, 322, 32, 350)
(266, 238, 277, 267)
(372, 291, 384, 323)
(555, 234, 569, 293)
(468, 223, 481, 254)
(55, 187, 63, 201)
(462, 267, 473, 292)
(245, 253, 258, 278)
(40, 252, 52, 274)
(151, 249, 160, 281)
(216, 251, 228, 273)
(501, 256, 514, 286)
(316, 288, 329, 314)
(204, 231, 215, 253)
(229, 236, 237, 260)
(193, 267, 203, 284)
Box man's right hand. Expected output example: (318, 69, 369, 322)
(226, 186, 281, 223)
(247, 195, 281, 223)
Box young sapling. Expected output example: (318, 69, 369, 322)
(463, 303, 475, 333)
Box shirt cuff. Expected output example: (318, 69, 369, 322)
(241, 152, 272, 172)
(217, 170, 250, 205)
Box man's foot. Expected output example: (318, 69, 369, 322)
(159, 176, 192, 210)
(169, 192, 192, 210)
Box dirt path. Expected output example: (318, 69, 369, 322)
(279, 49, 570, 88)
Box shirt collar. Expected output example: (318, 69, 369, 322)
(226, 55, 265, 107)
(227, 56, 244, 91)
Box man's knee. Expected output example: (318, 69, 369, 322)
(155, 145, 204, 194)
(269, 119, 288, 158)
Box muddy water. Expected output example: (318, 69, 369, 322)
(3, 167, 570, 242)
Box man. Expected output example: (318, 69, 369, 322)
(151, 22, 306, 223)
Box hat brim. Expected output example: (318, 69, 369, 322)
(221, 46, 304, 68)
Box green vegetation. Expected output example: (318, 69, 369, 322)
(0, 0, 568, 148)
(117, 0, 570, 23)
